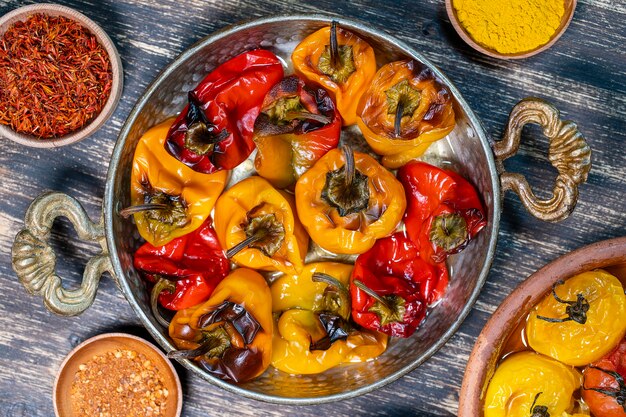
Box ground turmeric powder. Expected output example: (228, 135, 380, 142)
(453, 0, 565, 54)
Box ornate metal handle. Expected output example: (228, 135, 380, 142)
(11, 192, 113, 316)
(493, 98, 591, 222)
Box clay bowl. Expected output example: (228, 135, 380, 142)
(0, 3, 123, 148)
(54, 333, 182, 417)
(459, 236, 626, 416)
(445, 0, 577, 59)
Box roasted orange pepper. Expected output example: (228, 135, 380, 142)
(484, 351, 583, 417)
(168, 268, 272, 383)
(526, 270, 626, 367)
(253, 75, 341, 189)
(292, 21, 376, 126)
(127, 118, 228, 246)
(214, 176, 309, 275)
(357, 60, 455, 169)
(295, 147, 406, 254)
(270, 262, 387, 374)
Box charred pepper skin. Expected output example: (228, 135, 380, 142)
(357, 60, 456, 169)
(270, 262, 387, 374)
(292, 24, 376, 126)
(133, 217, 230, 311)
(168, 268, 273, 383)
(165, 50, 284, 174)
(130, 118, 228, 247)
(253, 75, 341, 189)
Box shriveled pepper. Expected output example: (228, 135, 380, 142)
(126, 118, 228, 246)
(582, 337, 626, 417)
(292, 21, 376, 126)
(168, 268, 272, 383)
(214, 176, 309, 275)
(526, 270, 626, 367)
(357, 60, 455, 169)
(295, 147, 406, 255)
(133, 217, 230, 326)
(254, 75, 341, 189)
(484, 351, 583, 417)
(270, 262, 387, 374)
(165, 49, 284, 174)
(397, 161, 486, 264)
(349, 233, 446, 337)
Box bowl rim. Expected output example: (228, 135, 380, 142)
(459, 235, 626, 416)
(444, 0, 577, 60)
(52, 332, 183, 417)
(0, 3, 123, 148)
(104, 14, 502, 404)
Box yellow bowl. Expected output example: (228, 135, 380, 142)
(445, 0, 577, 59)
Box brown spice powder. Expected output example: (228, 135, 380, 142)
(70, 349, 168, 417)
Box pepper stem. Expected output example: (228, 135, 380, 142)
(167, 326, 231, 360)
(342, 146, 355, 188)
(150, 277, 175, 328)
(353, 279, 391, 311)
(330, 21, 339, 68)
(536, 280, 590, 325)
(119, 204, 169, 218)
(226, 234, 263, 259)
(312, 272, 351, 321)
(394, 101, 404, 137)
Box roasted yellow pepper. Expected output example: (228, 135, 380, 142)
(214, 176, 309, 275)
(295, 147, 406, 254)
(168, 268, 273, 383)
(357, 60, 455, 169)
(292, 22, 377, 126)
(270, 262, 387, 374)
(128, 118, 228, 246)
(526, 270, 626, 367)
(484, 351, 583, 417)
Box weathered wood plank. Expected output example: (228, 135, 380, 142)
(0, 0, 624, 415)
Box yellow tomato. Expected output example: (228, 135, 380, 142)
(526, 270, 626, 366)
(484, 351, 582, 417)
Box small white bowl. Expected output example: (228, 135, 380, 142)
(0, 3, 123, 148)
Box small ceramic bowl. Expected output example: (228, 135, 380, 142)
(445, 0, 577, 59)
(54, 333, 182, 417)
(458, 236, 626, 416)
(0, 3, 123, 148)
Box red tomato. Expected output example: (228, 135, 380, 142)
(582, 337, 626, 417)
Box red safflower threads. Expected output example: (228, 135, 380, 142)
(0, 13, 112, 139)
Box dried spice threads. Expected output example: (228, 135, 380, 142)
(70, 349, 168, 417)
(0, 13, 112, 139)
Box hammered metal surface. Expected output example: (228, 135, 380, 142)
(105, 16, 500, 403)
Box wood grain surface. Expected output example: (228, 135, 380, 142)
(0, 0, 625, 416)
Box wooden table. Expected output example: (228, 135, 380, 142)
(0, 0, 624, 415)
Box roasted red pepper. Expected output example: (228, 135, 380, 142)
(133, 217, 230, 322)
(254, 75, 341, 189)
(582, 337, 626, 417)
(165, 49, 284, 173)
(349, 233, 446, 337)
(397, 161, 486, 264)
